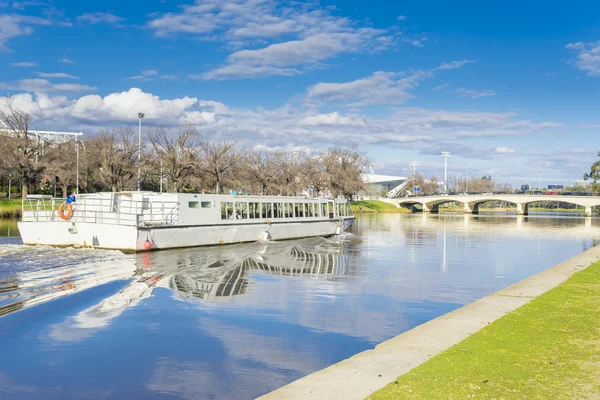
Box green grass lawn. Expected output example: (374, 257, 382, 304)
(351, 200, 410, 213)
(0, 198, 22, 218)
(368, 261, 600, 400)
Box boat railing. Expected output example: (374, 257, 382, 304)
(22, 195, 180, 227)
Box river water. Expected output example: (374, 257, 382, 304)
(1, 214, 599, 399)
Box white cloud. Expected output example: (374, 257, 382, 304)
(298, 112, 366, 126)
(397, 15, 407, 21)
(306, 70, 431, 107)
(128, 69, 177, 81)
(0, 13, 50, 50)
(0, 79, 94, 92)
(203, 30, 388, 79)
(76, 12, 123, 25)
(435, 59, 476, 70)
(149, 0, 398, 79)
(38, 72, 79, 79)
(432, 84, 448, 91)
(455, 88, 496, 98)
(494, 146, 516, 153)
(2, 89, 560, 158)
(59, 56, 74, 64)
(11, 61, 37, 67)
(566, 41, 600, 76)
(579, 123, 600, 129)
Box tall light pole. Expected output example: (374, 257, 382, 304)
(410, 161, 419, 196)
(442, 152, 450, 193)
(137, 113, 145, 191)
(8, 169, 12, 199)
(538, 168, 541, 192)
(75, 136, 79, 194)
(160, 158, 163, 193)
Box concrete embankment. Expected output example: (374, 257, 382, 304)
(259, 245, 600, 400)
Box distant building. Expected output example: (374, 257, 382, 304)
(361, 174, 409, 198)
(521, 184, 530, 192)
(574, 180, 587, 187)
(547, 184, 564, 190)
(481, 175, 492, 181)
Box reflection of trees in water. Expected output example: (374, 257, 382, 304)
(170, 241, 348, 301)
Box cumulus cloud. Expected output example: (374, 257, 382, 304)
(2, 89, 560, 158)
(76, 12, 123, 25)
(455, 88, 496, 98)
(149, 0, 399, 79)
(566, 41, 600, 76)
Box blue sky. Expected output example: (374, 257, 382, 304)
(1, 0, 600, 186)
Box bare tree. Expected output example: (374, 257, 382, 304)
(0, 96, 46, 198)
(272, 150, 303, 196)
(45, 141, 78, 197)
(148, 124, 202, 192)
(89, 128, 138, 192)
(244, 149, 279, 195)
(299, 152, 327, 196)
(322, 145, 371, 199)
(200, 137, 241, 194)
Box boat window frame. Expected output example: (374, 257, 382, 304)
(235, 202, 248, 219)
(221, 202, 234, 220)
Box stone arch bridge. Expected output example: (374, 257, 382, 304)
(387, 194, 600, 217)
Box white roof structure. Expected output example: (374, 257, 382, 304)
(362, 174, 408, 184)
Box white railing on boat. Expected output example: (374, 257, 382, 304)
(22, 195, 180, 227)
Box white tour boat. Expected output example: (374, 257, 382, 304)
(18, 192, 356, 252)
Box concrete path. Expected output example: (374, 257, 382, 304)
(259, 245, 600, 400)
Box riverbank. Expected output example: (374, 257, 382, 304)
(370, 258, 600, 399)
(259, 245, 600, 400)
(0, 199, 21, 218)
(351, 200, 410, 214)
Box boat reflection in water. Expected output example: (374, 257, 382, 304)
(3, 238, 349, 340)
(167, 238, 349, 301)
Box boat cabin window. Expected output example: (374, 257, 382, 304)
(274, 203, 283, 218)
(201, 201, 211, 208)
(321, 203, 327, 218)
(305, 203, 312, 217)
(221, 202, 234, 219)
(249, 202, 260, 219)
(263, 203, 272, 219)
(285, 203, 293, 218)
(236, 202, 248, 219)
(295, 203, 304, 217)
(189, 201, 200, 209)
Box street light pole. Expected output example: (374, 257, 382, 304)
(409, 161, 419, 196)
(8, 170, 12, 199)
(160, 158, 163, 193)
(76, 136, 79, 194)
(442, 152, 450, 193)
(137, 113, 145, 191)
(539, 168, 541, 192)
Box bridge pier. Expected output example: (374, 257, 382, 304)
(422, 204, 439, 214)
(517, 203, 528, 216)
(585, 206, 593, 217)
(463, 202, 479, 214)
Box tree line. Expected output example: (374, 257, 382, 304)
(0, 97, 370, 199)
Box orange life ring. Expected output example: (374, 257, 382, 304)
(58, 202, 73, 220)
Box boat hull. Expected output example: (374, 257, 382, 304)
(18, 218, 355, 251)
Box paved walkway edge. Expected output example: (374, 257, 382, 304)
(258, 245, 600, 400)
